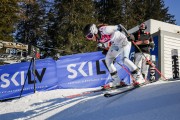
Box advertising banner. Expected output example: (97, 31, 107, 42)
(0, 51, 131, 100)
(0, 58, 58, 100)
(56, 51, 130, 88)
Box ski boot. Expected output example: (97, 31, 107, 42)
(102, 80, 127, 90)
(132, 70, 145, 87)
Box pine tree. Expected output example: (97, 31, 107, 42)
(129, 0, 176, 26)
(13, 0, 176, 57)
(94, 0, 176, 29)
(94, 0, 124, 25)
(121, 0, 136, 29)
(16, 0, 46, 45)
(145, 0, 176, 24)
(48, 0, 97, 55)
(0, 0, 20, 41)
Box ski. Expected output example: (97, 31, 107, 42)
(64, 88, 104, 98)
(64, 79, 170, 99)
(64, 85, 129, 99)
(103, 81, 152, 97)
(104, 85, 138, 97)
(103, 79, 167, 98)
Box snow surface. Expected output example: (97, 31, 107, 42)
(1, 80, 180, 120)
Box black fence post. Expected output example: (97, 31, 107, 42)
(171, 49, 179, 79)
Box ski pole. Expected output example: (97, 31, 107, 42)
(132, 41, 167, 80)
(117, 62, 136, 83)
(19, 58, 33, 98)
(117, 62, 151, 84)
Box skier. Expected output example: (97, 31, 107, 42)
(133, 23, 155, 81)
(83, 24, 145, 88)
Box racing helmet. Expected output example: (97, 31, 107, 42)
(83, 24, 98, 40)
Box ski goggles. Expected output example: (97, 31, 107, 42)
(86, 33, 94, 40)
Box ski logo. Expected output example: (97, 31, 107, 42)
(67, 60, 108, 79)
(0, 68, 46, 88)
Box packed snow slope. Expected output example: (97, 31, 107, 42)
(0, 80, 180, 120)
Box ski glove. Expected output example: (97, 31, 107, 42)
(149, 42, 155, 51)
(97, 43, 105, 49)
(102, 49, 108, 55)
(97, 43, 109, 55)
(97, 42, 111, 50)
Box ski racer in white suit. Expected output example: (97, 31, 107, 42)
(83, 24, 145, 88)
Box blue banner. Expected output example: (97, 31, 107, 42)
(56, 51, 130, 88)
(0, 58, 58, 100)
(0, 51, 131, 100)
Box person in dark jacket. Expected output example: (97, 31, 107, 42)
(133, 23, 155, 81)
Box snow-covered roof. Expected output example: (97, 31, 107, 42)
(128, 19, 180, 34)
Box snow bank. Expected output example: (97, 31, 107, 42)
(0, 80, 180, 120)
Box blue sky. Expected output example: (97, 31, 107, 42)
(164, 0, 180, 25)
